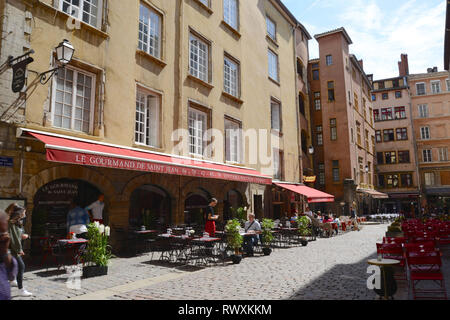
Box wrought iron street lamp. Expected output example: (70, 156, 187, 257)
(308, 146, 315, 155)
(39, 39, 75, 84)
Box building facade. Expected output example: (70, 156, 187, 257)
(409, 69, 450, 213)
(0, 0, 310, 251)
(308, 28, 377, 215)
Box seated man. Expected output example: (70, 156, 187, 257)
(243, 213, 261, 257)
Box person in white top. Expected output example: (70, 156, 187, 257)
(86, 194, 105, 224)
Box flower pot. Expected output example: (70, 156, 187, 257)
(82, 265, 108, 278)
(231, 255, 242, 264)
(300, 240, 308, 247)
(262, 247, 272, 256)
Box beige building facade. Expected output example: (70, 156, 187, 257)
(0, 0, 310, 250)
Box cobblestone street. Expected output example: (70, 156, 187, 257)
(12, 224, 413, 300)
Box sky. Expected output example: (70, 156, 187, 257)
(281, 0, 446, 79)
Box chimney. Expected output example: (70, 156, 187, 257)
(398, 54, 409, 77)
(433, 66, 438, 72)
(427, 68, 433, 73)
(358, 59, 364, 70)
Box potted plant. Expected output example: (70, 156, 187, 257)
(261, 218, 275, 256)
(225, 219, 243, 264)
(386, 222, 403, 238)
(297, 216, 311, 246)
(82, 222, 112, 278)
(231, 207, 248, 225)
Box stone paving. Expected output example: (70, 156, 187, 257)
(11, 223, 450, 300)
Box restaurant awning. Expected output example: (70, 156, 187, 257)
(357, 188, 389, 199)
(19, 128, 272, 185)
(274, 183, 335, 203)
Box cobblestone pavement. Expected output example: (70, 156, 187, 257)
(12, 224, 449, 300)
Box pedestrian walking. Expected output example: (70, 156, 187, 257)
(0, 209, 18, 301)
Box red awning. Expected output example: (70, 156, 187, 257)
(23, 129, 272, 185)
(275, 183, 335, 203)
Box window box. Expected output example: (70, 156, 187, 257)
(136, 49, 167, 68)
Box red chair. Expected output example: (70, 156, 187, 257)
(405, 252, 447, 300)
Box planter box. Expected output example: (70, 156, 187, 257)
(82, 265, 108, 278)
(385, 231, 404, 238)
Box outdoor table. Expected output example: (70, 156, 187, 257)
(157, 234, 196, 264)
(134, 230, 158, 235)
(57, 239, 88, 266)
(368, 258, 400, 300)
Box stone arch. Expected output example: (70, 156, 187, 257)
(120, 173, 178, 201)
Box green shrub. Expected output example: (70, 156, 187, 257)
(297, 216, 312, 237)
(225, 219, 243, 255)
(83, 223, 112, 267)
(261, 218, 274, 246)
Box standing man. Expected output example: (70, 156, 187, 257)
(67, 198, 90, 239)
(86, 194, 105, 225)
(204, 198, 219, 237)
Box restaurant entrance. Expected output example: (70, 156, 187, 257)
(184, 188, 211, 227)
(223, 189, 244, 221)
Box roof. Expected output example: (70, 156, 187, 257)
(314, 27, 353, 44)
(270, 0, 312, 40)
(408, 71, 449, 81)
(350, 54, 373, 89)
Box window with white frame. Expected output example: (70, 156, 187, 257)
(423, 149, 433, 163)
(225, 118, 241, 163)
(138, 4, 161, 59)
(416, 83, 426, 95)
(420, 127, 431, 140)
(198, 0, 209, 7)
(268, 49, 279, 82)
(431, 80, 441, 94)
(316, 126, 323, 146)
(418, 104, 429, 118)
(188, 107, 207, 156)
(446, 79, 450, 91)
(266, 16, 276, 40)
(326, 55, 333, 66)
(223, 0, 238, 29)
(224, 56, 239, 97)
(271, 100, 281, 132)
(439, 147, 448, 161)
(424, 172, 435, 186)
(60, 0, 102, 28)
(135, 88, 160, 148)
(52, 66, 95, 134)
(189, 33, 209, 83)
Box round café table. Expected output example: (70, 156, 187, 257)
(368, 258, 400, 300)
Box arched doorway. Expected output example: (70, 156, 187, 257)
(223, 189, 244, 221)
(129, 185, 171, 230)
(31, 178, 102, 253)
(184, 188, 211, 226)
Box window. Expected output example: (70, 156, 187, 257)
(394, 106, 406, 119)
(225, 118, 242, 163)
(385, 151, 397, 164)
(316, 126, 323, 146)
(312, 70, 319, 80)
(330, 118, 337, 141)
(314, 94, 321, 111)
(396, 128, 408, 141)
(398, 151, 410, 163)
(224, 56, 239, 97)
(223, 0, 238, 30)
(371, 94, 376, 102)
(386, 174, 399, 188)
(271, 100, 281, 132)
(319, 169, 325, 186)
(273, 149, 282, 180)
(356, 123, 362, 145)
(365, 129, 369, 149)
(373, 109, 380, 122)
(431, 80, 441, 94)
(377, 152, 384, 164)
(382, 93, 389, 100)
(375, 130, 382, 143)
(420, 127, 430, 140)
(60, 0, 102, 28)
(367, 162, 372, 185)
(188, 107, 207, 156)
(395, 91, 402, 99)
(425, 172, 435, 186)
(401, 174, 413, 187)
(383, 129, 395, 142)
(351, 128, 354, 143)
(138, 4, 162, 59)
(439, 148, 448, 161)
(326, 55, 333, 66)
(266, 16, 276, 40)
(135, 88, 160, 148)
(268, 50, 279, 82)
(378, 175, 385, 188)
(372, 136, 375, 154)
(423, 149, 433, 163)
(299, 94, 305, 116)
(354, 93, 359, 111)
(297, 59, 304, 79)
(416, 83, 426, 95)
(369, 107, 373, 125)
(189, 33, 209, 83)
(446, 79, 450, 91)
(418, 104, 429, 118)
(52, 67, 95, 134)
(328, 81, 335, 101)
(332, 160, 340, 182)
(381, 107, 393, 121)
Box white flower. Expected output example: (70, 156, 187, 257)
(105, 226, 110, 237)
(190, 230, 195, 235)
(94, 221, 100, 228)
(244, 207, 248, 211)
(99, 224, 105, 234)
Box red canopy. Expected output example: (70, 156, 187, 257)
(24, 129, 272, 185)
(275, 183, 335, 203)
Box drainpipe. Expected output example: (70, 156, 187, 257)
(292, 24, 302, 185)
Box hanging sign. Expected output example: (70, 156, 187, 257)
(303, 176, 317, 183)
(11, 57, 34, 93)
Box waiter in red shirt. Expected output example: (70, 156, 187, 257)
(204, 198, 219, 237)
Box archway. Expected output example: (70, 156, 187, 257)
(184, 188, 211, 226)
(223, 189, 244, 221)
(129, 185, 172, 230)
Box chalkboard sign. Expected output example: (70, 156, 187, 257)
(0, 157, 13, 168)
